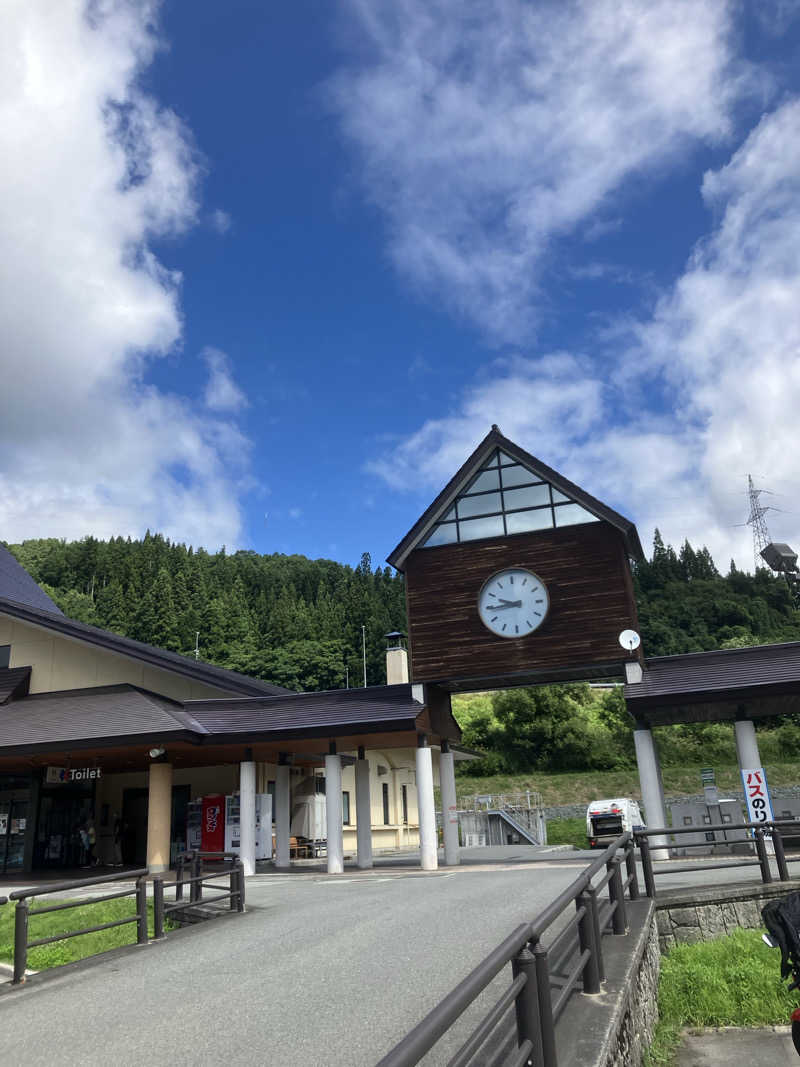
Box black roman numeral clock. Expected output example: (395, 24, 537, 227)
(386, 426, 644, 693)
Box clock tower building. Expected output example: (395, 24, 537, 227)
(387, 426, 644, 692)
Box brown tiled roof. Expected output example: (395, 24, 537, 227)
(0, 685, 206, 751)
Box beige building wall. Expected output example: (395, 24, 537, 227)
(0, 613, 231, 699)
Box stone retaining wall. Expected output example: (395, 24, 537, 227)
(601, 913, 660, 1067)
(655, 880, 800, 953)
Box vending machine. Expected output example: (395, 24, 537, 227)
(223, 793, 272, 860)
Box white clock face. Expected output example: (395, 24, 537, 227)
(477, 568, 549, 639)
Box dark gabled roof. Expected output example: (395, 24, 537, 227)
(0, 544, 63, 615)
(0, 684, 208, 751)
(625, 641, 800, 722)
(0, 596, 291, 698)
(386, 426, 644, 570)
(0, 666, 31, 704)
(186, 684, 424, 740)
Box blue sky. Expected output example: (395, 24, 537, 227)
(3, 1, 800, 572)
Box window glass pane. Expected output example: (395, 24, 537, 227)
(459, 515, 504, 541)
(424, 523, 458, 546)
(467, 468, 501, 493)
(500, 464, 538, 488)
(482, 450, 500, 468)
(457, 492, 502, 518)
(504, 484, 551, 510)
(506, 509, 553, 534)
(554, 503, 598, 527)
(551, 489, 571, 503)
(497, 451, 517, 466)
(442, 506, 456, 521)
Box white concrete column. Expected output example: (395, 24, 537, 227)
(355, 750, 373, 869)
(416, 738, 438, 871)
(239, 758, 256, 876)
(146, 761, 173, 873)
(735, 718, 762, 770)
(325, 749, 344, 874)
(439, 742, 460, 866)
(275, 760, 291, 869)
(633, 727, 669, 861)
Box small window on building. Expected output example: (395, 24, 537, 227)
(315, 776, 326, 795)
(0, 645, 9, 669)
(342, 791, 351, 825)
(682, 816, 693, 826)
(402, 784, 408, 825)
(782, 810, 793, 819)
(382, 783, 390, 825)
(705, 832, 716, 843)
(721, 813, 732, 824)
(702, 815, 711, 825)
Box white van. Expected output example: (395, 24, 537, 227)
(586, 798, 645, 848)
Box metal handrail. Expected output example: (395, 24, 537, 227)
(376, 834, 635, 1067)
(8, 868, 150, 985)
(634, 818, 800, 896)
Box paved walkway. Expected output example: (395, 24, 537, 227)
(678, 1027, 798, 1064)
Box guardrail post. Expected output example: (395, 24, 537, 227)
(236, 859, 245, 912)
(136, 875, 148, 944)
(773, 828, 790, 882)
(585, 885, 605, 982)
(638, 836, 656, 899)
(576, 891, 601, 994)
(512, 944, 545, 1067)
(755, 829, 772, 884)
(153, 875, 165, 939)
(12, 900, 29, 985)
(532, 939, 558, 1067)
(608, 857, 627, 934)
(625, 840, 639, 900)
(191, 852, 202, 903)
(175, 855, 185, 903)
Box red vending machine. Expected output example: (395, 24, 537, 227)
(201, 794, 225, 853)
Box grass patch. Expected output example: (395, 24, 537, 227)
(455, 761, 800, 808)
(544, 816, 585, 850)
(0, 896, 165, 971)
(645, 929, 796, 1066)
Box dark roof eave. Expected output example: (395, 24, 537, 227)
(0, 597, 290, 698)
(0, 730, 204, 758)
(199, 718, 422, 745)
(386, 426, 643, 570)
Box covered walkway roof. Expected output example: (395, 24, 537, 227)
(624, 640, 800, 727)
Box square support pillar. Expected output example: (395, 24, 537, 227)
(355, 754, 373, 870)
(416, 738, 438, 871)
(146, 762, 173, 874)
(325, 752, 344, 874)
(439, 742, 460, 866)
(275, 761, 291, 869)
(239, 759, 256, 876)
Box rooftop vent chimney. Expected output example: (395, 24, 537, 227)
(385, 630, 409, 686)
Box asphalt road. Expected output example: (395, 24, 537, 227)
(0, 859, 588, 1067)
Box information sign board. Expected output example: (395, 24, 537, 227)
(741, 767, 774, 825)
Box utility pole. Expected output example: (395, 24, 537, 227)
(194, 631, 200, 661)
(362, 624, 367, 688)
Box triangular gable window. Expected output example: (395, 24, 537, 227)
(422, 449, 599, 547)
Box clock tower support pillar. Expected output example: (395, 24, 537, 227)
(416, 736, 438, 871)
(440, 740, 460, 866)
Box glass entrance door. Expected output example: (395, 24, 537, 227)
(0, 793, 30, 873)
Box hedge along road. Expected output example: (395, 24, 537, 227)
(0, 858, 590, 1067)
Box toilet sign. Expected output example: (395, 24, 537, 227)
(742, 768, 774, 825)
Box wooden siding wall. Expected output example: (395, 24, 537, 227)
(404, 522, 639, 685)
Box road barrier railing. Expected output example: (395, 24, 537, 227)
(6, 868, 149, 985)
(376, 833, 638, 1067)
(155, 851, 244, 936)
(634, 818, 800, 896)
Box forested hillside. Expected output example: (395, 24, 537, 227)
(4, 529, 800, 698)
(4, 534, 405, 691)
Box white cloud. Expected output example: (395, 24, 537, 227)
(209, 208, 232, 233)
(331, 0, 760, 342)
(369, 101, 800, 570)
(202, 347, 248, 413)
(0, 0, 249, 547)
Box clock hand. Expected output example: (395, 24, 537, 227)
(492, 600, 522, 610)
